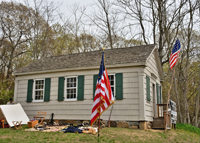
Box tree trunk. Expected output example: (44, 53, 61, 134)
(195, 75, 200, 127)
(174, 77, 182, 123)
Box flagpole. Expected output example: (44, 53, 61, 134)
(98, 47, 106, 141)
(108, 105, 113, 127)
(98, 98, 101, 141)
(165, 64, 176, 132)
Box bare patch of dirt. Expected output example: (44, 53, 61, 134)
(0, 135, 11, 139)
(148, 129, 165, 133)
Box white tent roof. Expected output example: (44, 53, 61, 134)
(0, 103, 29, 127)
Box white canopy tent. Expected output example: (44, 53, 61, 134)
(0, 103, 29, 127)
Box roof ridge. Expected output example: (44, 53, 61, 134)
(42, 44, 156, 59)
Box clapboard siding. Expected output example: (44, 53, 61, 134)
(144, 51, 162, 121)
(23, 104, 139, 111)
(15, 68, 140, 121)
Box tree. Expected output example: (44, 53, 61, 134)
(87, 0, 122, 49)
(0, 1, 35, 79)
(24, 0, 61, 59)
(117, 0, 199, 66)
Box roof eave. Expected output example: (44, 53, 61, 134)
(14, 62, 146, 76)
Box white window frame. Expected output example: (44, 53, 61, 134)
(64, 76, 78, 101)
(108, 74, 115, 99)
(33, 79, 45, 102)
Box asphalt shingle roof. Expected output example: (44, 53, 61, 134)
(15, 44, 156, 74)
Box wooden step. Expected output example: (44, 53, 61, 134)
(152, 117, 165, 129)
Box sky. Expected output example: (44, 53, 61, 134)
(2, 0, 95, 17)
(56, 0, 95, 18)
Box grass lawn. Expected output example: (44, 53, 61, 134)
(0, 124, 200, 143)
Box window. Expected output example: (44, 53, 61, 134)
(108, 74, 115, 98)
(65, 76, 77, 101)
(93, 73, 123, 100)
(27, 78, 51, 103)
(33, 79, 45, 102)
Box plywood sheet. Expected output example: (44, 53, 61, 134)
(0, 103, 29, 127)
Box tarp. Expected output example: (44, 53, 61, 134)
(0, 103, 29, 127)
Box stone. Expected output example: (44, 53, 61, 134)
(147, 125, 151, 129)
(101, 121, 107, 127)
(146, 122, 152, 129)
(82, 120, 89, 126)
(66, 120, 82, 125)
(109, 121, 117, 127)
(127, 121, 140, 126)
(129, 126, 138, 129)
(117, 121, 129, 128)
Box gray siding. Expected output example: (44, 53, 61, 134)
(15, 67, 141, 121)
(144, 50, 162, 121)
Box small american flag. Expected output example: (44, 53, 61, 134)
(91, 51, 114, 126)
(169, 39, 181, 70)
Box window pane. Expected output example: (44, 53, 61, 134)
(111, 87, 114, 95)
(35, 85, 38, 89)
(35, 91, 39, 95)
(66, 77, 77, 99)
(39, 85, 43, 89)
(111, 75, 114, 80)
(34, 79, 44, 100)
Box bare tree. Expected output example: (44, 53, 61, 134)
(24, 0, 61, 59)
(117, 0, 197, 66)
(87, 0, 122, 49)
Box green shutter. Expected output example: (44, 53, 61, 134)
(146, 76, 150, 101)
(27, 79, 33, 103)
(160, 85, 162, 104)
(156, 83, 160, 104)
(93, 75, 98, 100)
(116, 73, 123, 100)
(77, 75, 84, 100)
(58, 77, 64, 101)
(44, 78, 51, 102)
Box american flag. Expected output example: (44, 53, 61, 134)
(91, 51, 114, 126)
(169, 39, 181, 70)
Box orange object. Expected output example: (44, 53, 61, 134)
(12, 121, 22, 130)
(0, 119, 5, 128)
(34, 111, 46, 124)
(28, 120, 38, 128)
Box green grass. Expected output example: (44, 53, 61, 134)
(0, 124, 200, 143)
(176, 123, 200, 135)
